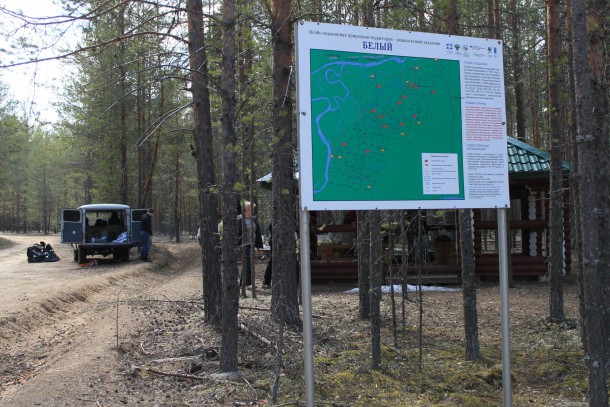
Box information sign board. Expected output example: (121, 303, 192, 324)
(296, 21, 510, 210)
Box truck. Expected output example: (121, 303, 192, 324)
(61, 204, 148, 263)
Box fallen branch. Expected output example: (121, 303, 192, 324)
(242, 376, 257, 400)
(151, 356, 200, 364)
(239, 323, 272, 347)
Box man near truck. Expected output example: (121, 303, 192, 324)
(140, 209, 154, 261)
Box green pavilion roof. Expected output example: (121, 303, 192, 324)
(507, 136, 570, 177)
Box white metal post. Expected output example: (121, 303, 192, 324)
(299, 209, 315, 407)
(497, 207, 512, 405)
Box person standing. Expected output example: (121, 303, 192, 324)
(140, 209, 154, 261)
(238, 202, 263, 287)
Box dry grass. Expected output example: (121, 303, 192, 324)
(110, 274, 590, 406)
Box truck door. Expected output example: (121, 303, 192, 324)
(61, 209, 83, 243)
(130, 208, 148, 244)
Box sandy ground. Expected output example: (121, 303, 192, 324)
(0, 233, 203, 406)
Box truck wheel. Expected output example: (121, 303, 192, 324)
(78, 247, 87, 264)
(112, 251, 120, 261)
(121, 248, 130, 262)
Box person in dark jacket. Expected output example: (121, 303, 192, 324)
(238, 201, 263, 287)
(140, 209, 154, 261)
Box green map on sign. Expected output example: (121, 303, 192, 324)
(310, 49, 465, 202)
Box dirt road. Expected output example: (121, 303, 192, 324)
(0, 233, 203, 406)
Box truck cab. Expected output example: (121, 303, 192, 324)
(61, 204, 148, 263)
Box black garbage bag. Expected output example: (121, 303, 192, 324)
(27, 244, 46, 263)
(27, 242, 60, 263)
(44, 244, 60, 262)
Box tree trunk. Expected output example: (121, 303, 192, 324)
(584, 0, 610, 369)
(174, 150, 181, 243)
(139, 130, 160, 208)
(187, 0, 222, 326)
(218, 0, 240, 373)
(546, 0, 565, 322)
(42, 171, 49, 234)
(493, 0, 500, 39)
(362, 0, 374, 26)
(564, 0, 585, 347)
(446, 0, 480, 363)
(400, 211, 409, 338)
(570, 0, 609, 401)
(239, 15, 256, 298)
(447, 0, 458, 34)
(460, 209, 480, 360)
(388, 212, 398, 348)
(186, 0, 222, 327)
(270, 0, 300, 326)
(117, 4, 128, 204)
(486, 0, 494, 38)
(510, 0, 526, 141)
(358, 211, 371, 319)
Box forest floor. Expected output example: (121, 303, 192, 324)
(0, 233, 590, 406)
